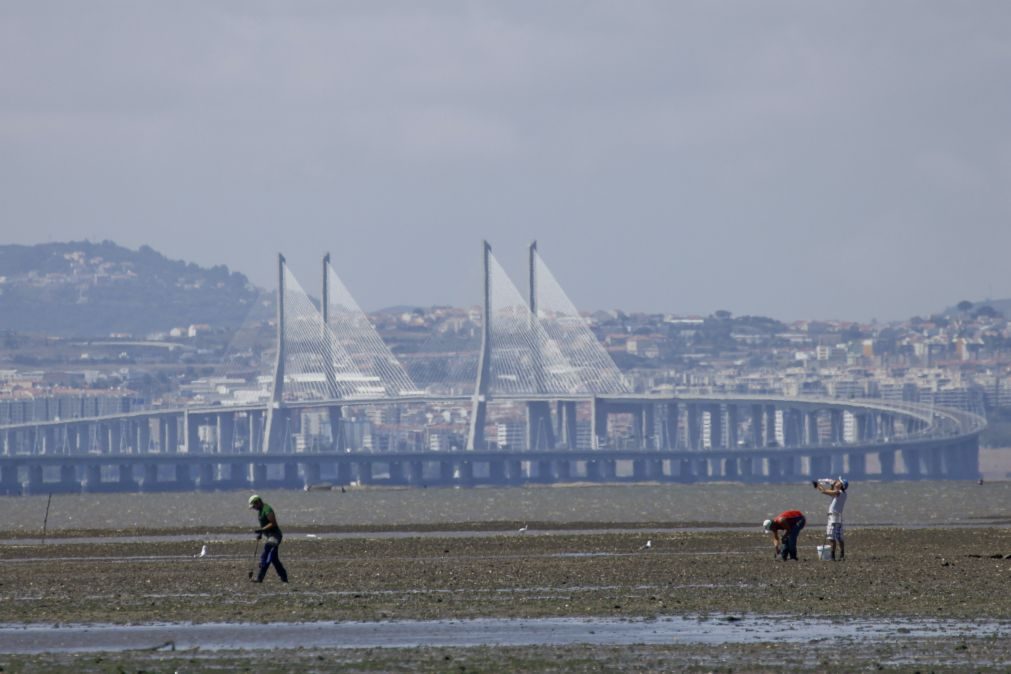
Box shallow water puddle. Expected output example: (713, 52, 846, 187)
(0, 616, 1005, 654)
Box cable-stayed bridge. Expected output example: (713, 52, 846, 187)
(0, 243, 986, 494)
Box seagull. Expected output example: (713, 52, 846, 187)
(518, 524, 528, 533)
(195, 545, 207, 558)
(639, 540, 652, 551)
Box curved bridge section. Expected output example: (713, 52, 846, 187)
(0, 394, 985, 495)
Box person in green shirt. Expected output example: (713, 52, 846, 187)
(248, 494, 288, 583)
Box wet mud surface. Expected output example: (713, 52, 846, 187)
(2, 527, 1010, 625)
(0, 527, 1009, 670)
(1, 483, 1010, 671)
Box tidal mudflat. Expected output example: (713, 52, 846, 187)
(0, 483, 1009, 671)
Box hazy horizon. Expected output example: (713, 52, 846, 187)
(3, 3, 1010, 323)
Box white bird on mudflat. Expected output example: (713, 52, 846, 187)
(639, 540, 652, 551)
(195, 545, 207, 558)
(518, 524, 529, 533)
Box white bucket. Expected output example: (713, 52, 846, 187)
(816, 544, 833, 561)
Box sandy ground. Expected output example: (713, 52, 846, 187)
(1, 526, 1009, 672)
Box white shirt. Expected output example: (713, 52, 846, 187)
(829, 489, 847, 516)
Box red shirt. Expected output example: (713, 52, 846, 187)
(772, 510, 804, 530)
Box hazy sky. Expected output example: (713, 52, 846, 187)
(3, 2, 1010, 322)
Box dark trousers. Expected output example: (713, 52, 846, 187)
(257, 536, 288, 582)
(780, 516, 806, 560)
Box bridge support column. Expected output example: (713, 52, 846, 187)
(506, 459, 523, 484)
(847, 452, 867, 479)
(328, 406, 344, 452)
(708, 404, 723, 449)
(161, 416, 180, 453)
(458, 460, 474, 486)
(726, 405, 739, 450)
(663, 403, 680, 449)
(59, 464, 76, 492)
(41, 427, 56, 454)
(489, 460, 505, 485)
(337, 460, 353, 486)
(556, 401, 578, 449)
(195, 463, 214, 490)
(410, 460, 424, 486)
(926, 448, 944, 478)
(527, 402, 555, 450)
(185, 412, 202, 453)
(878, 449, 895, 479)
(139, 464, 159, 492)
(136, 420, 151, 453)
(109, 423, 122, 454)
(265, 408, 291, 453)
(174, 464, 193, 489)
(724, 456, 738, 479)
(805, 412, 820, 445)
(556, 459, 571, 482)
(537, 459, 554, 483)
(750, 405, 763, 448)
(284, 462, 299, 487)
(830, 410, 844, 444)
(693, 456, 708, 480)
(642, 404, 656, 449)
(21, 465, 43, 495)
(119, 463, 137, 490)
(82, 465, 103, 493)
(357, 461, 373, 485)
(686, 405, 701, 450)
(737, 456, 754, 481)
(902, 448, 922, 479)
(767, 457, 782, 481)
(251, 463, 268, 487)
(592, 398, 608, 449)
(303, 462, 321, 488)
(217, 414, 235, 454)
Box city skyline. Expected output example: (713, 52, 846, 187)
(3, 3, 1011, 321)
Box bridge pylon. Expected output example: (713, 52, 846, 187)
(467, 241, 492, 449)
(263, 253, 287, 453)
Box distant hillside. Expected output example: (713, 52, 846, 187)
(0, 241, 264, 337)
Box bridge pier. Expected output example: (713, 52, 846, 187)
(139, 464, 159, 492)
(0, 463, 19, 495)
(592, 399, 608, 449)
(708, 404, 723, 449)
(439, 460, 454, 485)
(902, 448, 922, 479)
(557, 402, 578, 449)
(119, 463, 137, 490)
(527, 402, 555, 450)
(454, 460, 471, 486)
(686, 405, 701, 450)
(82, 465, 103, 493)
(726, 405, 739, 449)
(20, 465, 42, 495)
(174, 464, 193, 490)
(663, 402, 680, 449)
(303, 462, 321, 488)
(251, 463, 268, 487)
(536, 459, 554, 483)
(847, 452, 867, 479)
(337, 460, 353, 486)
(878, 449, 895, 479)
(195, 463, 215, 490)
